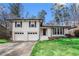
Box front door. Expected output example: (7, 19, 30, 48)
(43, 29, 47, 36)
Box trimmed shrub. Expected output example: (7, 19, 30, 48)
(74, 30, 79, 37)
(65, 34, 74, 38)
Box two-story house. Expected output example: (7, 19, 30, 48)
(11, 19, 70, 41)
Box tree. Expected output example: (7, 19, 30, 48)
(51, 3, 71, 26)
(9, 3, 23, 18)
(62, 6, 70, 26)
(25, 12, 29, 18)
(0, 6, 9, 27)
(30, 15, 36, 19)
(70, 3, 79, 26)
(0, 6, 8, 20)
(51, 3, 65, 25)
(0, 5, 12, 35)
(38, 9, 47, 21)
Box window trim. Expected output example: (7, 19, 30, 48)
(52, 27, 64, 35)
(29, 21, 36, 27)
(15, 21, 22, 27)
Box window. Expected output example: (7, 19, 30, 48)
(15, 32, 24, 34)
(43, 29, 47, 35)
(15, 21, 22, 27)
(62, 27, 64, 34)
(53, 28, 56, 35)
(29, 21, 36, 27)
(28, 32, 37, 34)
(52, 27, 64, 35)
(57, 27, 60, 35)
(60, 28, 63, 34)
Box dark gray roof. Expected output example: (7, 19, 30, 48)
(41, 25, 71, 28)
(7, 18, 43, 21)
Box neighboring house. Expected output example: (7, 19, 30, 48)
(10, 19, 70, 41)
(0, 24, 10, 39)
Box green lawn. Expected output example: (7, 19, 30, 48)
(31, 38, 79, 56)
(0, 39, 9, 44)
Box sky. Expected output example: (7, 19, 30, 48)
(23, 3, 53, 23)
(0, 3, 72, 23)
(0, 3, 53, 23)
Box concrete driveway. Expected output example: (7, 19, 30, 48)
(0, 42, 35, 56)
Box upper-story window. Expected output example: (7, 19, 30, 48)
(15, 21, 22, 27)
(29, 21, 36, 27)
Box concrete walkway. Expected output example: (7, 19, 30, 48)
(0, 42, 35, 56)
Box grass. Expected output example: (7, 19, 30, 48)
(0, 39, 9, 44)
(31, 38, 79, 56)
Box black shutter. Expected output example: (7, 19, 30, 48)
(15, 22, 17, 27)
(35, 21, 36, 27)
(29, 21, 31, 27)
(21, 22, 22, 27)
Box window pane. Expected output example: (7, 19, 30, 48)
(54, 28, 56, 35)
(60, 27, 63, 34)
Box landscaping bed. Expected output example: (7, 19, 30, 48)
(31, 38, 79, 56)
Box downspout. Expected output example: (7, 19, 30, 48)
(38, 20, 40, 41)
(51, 27, 52, 37)
(39, 26, 40, 40)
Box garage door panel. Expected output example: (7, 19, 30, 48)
(15, 35, 26, 41)
(14, 32, 27, 41)
(28, 32, 38, 41)
(28, 34, 38, 40)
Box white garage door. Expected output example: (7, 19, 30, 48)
(28, 32, 38, 41)
(14, 32, 27, 41)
